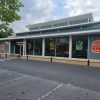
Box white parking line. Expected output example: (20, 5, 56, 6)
(0, 75, 29, 86)
(0, 70, 8, 73)
(37, 83, 63, 100)
(0, 58, 13, 62)
(3, 58, 11, 60)
(67, 84, 71, 86)
(0, 59, 5, 62)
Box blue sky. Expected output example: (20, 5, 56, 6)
(11, 0, 100, 33)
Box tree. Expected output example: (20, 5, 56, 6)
(8, 28, 14, 36)
(0, 0, 23, 38)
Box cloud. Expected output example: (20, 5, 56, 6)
(11, 0, 57, 33)
(64, 0, 100, 20)
(36, 0, 54, 16)
(11, 0, 100, 33)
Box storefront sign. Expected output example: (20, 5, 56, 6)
(16, 42, 23, 45)
(0, 44, 5, 50)
(76, 41, 83, 50)
(92, 40, 100, 53)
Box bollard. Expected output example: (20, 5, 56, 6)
(50, 57, 52, 62)
(5, 54, 7, 58)
(18, 55, 20, 59)
(27, 55, 28, 59)
(87, 59, 90, 66)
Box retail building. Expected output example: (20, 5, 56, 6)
(0, 13, 100, 60)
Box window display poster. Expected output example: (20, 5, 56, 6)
(92, 40, 100, 53)
(0, 43, 5, 51)
(76, 41, 83, 50)
(50, 42, 55, 50)
(28, 43, 32, 50)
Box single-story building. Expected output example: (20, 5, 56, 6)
(0, 13, 100, 60)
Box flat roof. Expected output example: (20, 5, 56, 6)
(27, 13, 93, 30)
(16, 21, 100, 35)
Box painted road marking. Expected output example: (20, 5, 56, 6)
(0, 58, 13, 62)
(67, 84, 71, 86)
(0, 75, 29, 86)
(0, 59, 5, 62)
(0, 70, 9, 73)
(37, 83, 63, 100)
(3, 58, 12, 60)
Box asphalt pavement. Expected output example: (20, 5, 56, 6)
(0, 58, 100, 100)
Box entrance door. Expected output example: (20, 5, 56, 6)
(15, 45, 20, 54)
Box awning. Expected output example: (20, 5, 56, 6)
(0, 29, 100, 41)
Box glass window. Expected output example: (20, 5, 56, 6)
(41, 29, 58, 34)
(82, 23, 100, 30)
(12, 40, 23, 55)
(53, 22, 68, 27)
(56, 37, 69, 57)
(45, 37, 69, 57)
(30, 27, 39, 31)
(0, 42, 6, 53)
(15, 45, 20, 54)
(72, 36, 88, 58)
(26, 40, 34, 55)
(59, 26, 82, 33)
(40, 25, 52, 29)
(26, 39, 42, 55)
(34, 39, 42, 55)
(45, 38, 56, 56)
(69, 18, 88, 25)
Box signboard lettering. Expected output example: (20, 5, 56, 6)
(92, 40, 100, 53)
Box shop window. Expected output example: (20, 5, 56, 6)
(26, 40, 34, 55)
(56, 37, 69, 57)
(45, 37, 69, 57)
(72, 36, 88, 58)
(45, 38, 56, 56)
(34, 39, 42, 55)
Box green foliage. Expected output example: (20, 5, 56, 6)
(0, 0, 23, 38)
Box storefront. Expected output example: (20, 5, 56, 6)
(0, 13, 100, 60)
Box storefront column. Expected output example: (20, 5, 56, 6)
(69, 35, 72, 58)
(87, 34, 90, 59)
(23, 39, 26, 55)
(33, 40, 35, 55)
(9, 41, 11, 54)
(14, 45, 15, 54)
(42, 38, 45, 56)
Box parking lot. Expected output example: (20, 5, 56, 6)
(0, 58, 100, 100)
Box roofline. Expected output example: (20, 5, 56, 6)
(16, 21, 100, 35)
(0, 29, 100, 41)
(26, 12, 93, 28)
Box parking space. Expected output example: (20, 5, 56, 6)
(0, 68, 60, 100)
(0, 59, 100, 100)
(42, 84, 100, 100)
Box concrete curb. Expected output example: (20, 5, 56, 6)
(0, 53, 100, 67)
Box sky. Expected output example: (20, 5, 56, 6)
(10, 0, 100, 33)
